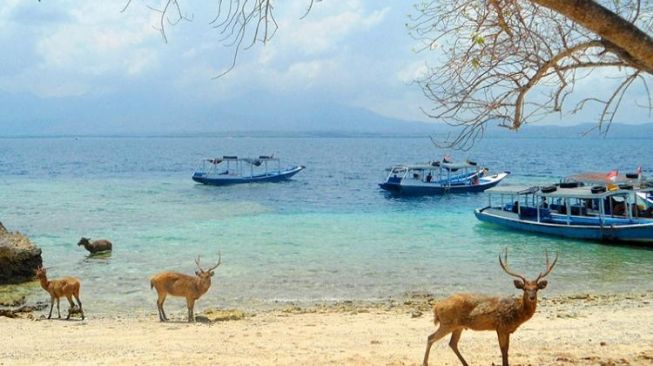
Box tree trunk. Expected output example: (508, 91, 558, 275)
(530, 0, 653, 73)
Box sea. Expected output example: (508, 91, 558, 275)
(1, 136, 653, 315)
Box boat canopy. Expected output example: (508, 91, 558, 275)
(389, 162, 477, 171)
(440, 162, 476, 170)
(538, 187, 630, 199)
(485, 185, 539, 195)
(487, 185, 653, 199)
(565, 171, 645, 185)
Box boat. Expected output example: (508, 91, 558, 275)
(563, 169, 653, 206)
(379, 159, 509, 195)
(475, 184, 653, 245)
(192, 155, 305, 186)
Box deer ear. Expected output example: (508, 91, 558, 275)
(210, 271, 214, 277)
(537, 280, 548, 289)
(513, 279, 525, 289)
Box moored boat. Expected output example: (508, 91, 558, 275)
(192, 155, 304, 186)
(475, 184, 653, 245)
(379, 159, 509, 195)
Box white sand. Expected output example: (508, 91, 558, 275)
(1, 293, 652, 365)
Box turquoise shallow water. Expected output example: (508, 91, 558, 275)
(1, 136, 653, 314)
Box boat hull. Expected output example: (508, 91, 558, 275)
(379, 172, 509, 195)
(475, 207, 653, 244)
(192, 166, 304, 186)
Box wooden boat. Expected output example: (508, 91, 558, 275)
(379, 159, 509, 195)
(192, 156, 304, 186)
(475, 185, 653, 245)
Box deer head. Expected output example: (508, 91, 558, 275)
(194, 252, 222, 281)
(35, 265, 47, 278)
(499, 249, 558, 303)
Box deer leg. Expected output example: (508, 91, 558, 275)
(156, 293, 168, 322)
(56, 298, 61, 318)
(422, 326, 451, 366)
(186, 298, 195, 323)
(48, 297, 54, 319)
(74, 292, 84, 320)
(497, 331, 510, 366)
(65, 295, 74, 320)
(449, 329, 469, 366)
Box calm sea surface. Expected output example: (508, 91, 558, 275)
(1, 136, 652, 314)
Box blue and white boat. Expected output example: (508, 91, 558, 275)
(192, 155, 304, 186)
(379, 160, 509, 195)
(475, 185, 653, 245)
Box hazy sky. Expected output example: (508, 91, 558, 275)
(0, 1, 651, 135)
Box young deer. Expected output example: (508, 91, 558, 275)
(150, 254, 221, 322)
(35, 266, 85, 320)
(422, 249, 558, 366)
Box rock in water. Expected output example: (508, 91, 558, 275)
(0, 222, 43, 284)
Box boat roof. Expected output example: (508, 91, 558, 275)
(203, 155, 280, 162)
(390, 162, 476, 170)
(441, 162, 476, 170)
(565, 171, 647, 186)
(485, 185, 539, 195)
(487, 185, 653, 199)
(537, 187, 625, 199)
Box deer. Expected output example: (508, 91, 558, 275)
(34, 265, 85, 320)
(422, 249, 558, 366)
(77, 237, 112, 254)
(150, 253, 221, 322)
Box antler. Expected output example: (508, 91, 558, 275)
(195, 253, 222, 272)
(535, 250, 558, 282)
(195, 255, 203, 271)
(499, 248, 527, 283)
(207, 252, 222, 272)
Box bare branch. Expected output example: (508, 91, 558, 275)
(410, 0, 653, 149)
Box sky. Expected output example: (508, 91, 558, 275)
(0, 1, 651, 136)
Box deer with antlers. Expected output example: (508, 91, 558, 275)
(150, 254, 221, 322)
(34, 265, 85, 320)
(422, 249, 558, 366)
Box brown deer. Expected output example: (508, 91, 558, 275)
(77, 237, 112, 254)
(34, 266, 85, 320)
(422, 249, 558, 366)
(150, 254, 221, 322)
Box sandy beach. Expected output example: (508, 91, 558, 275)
(1, 292, 652, 366)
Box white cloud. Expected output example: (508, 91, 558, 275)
(0, 2, 163, 97)
(277, 2, 390, 56)
(397, 61, 429, 84)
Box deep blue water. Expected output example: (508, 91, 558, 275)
(1, 136, 652, 314)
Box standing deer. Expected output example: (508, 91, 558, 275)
(35, 266, 85, 320)
(422, 249, 558, 366)
(150, 254, 221, 322)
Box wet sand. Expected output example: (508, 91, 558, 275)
(1, 292, 652, 365)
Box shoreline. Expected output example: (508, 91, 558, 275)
(2, 286, 653, 318)
(2, 290, 652, 365)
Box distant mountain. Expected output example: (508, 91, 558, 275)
(0, 90, 650, 137)
(0, 90, 442, 137)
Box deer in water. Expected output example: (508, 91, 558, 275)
(422, 249, 558, 366)
(35, 266, 85, 320)
(77, 237, 112, 254)
(150, 254, 221, 322)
